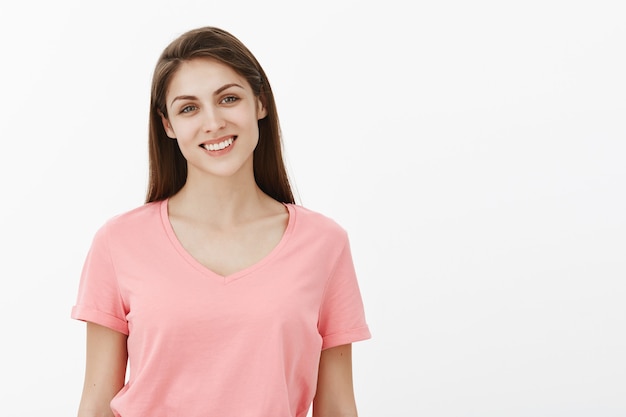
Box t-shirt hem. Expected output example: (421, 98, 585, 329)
(71, 305, 129, 335)
(321, 325, 371, 350)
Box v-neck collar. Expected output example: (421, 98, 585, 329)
(160, 199, 295, 284)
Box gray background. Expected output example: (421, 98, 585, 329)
(1, 0, 624, 415)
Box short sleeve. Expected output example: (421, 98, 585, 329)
(318, 235, 371, 350)
(71, 225, 129, 335)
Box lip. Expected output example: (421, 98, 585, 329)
(199, 135, 237, 156)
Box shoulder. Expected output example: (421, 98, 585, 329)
(288, 204, 349, 243)
(94, 201, 163, 242)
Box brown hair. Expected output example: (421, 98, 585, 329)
(145, 26, 294, 204)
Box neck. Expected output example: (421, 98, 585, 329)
(168, 166, 269, 227)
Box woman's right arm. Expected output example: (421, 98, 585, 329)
(77, 322, 128, 417)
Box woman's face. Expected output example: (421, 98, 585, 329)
(161, 58, 266, 180)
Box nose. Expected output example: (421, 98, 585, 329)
(201, 106, 226, 132)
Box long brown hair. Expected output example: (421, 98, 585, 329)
(145, 26, 294, 204)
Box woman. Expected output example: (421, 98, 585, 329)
(72, 26, 370, 417)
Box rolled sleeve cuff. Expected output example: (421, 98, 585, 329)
(321, 325, 371, 350)
(71, 305, 129, 335)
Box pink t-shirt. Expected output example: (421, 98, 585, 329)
(71, 200, 370, 417)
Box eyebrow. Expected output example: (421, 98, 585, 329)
(170, 83, 245, 107)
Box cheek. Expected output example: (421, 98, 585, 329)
(236, 107, 263, 131)
(170, 119, 198, 140)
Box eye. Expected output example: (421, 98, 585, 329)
(220, 95, 239, 104)
(180, 105, 197, 114)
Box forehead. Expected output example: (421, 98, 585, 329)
(166, 58, 249, 97)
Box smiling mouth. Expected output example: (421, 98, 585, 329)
(200, 136, 236, 151)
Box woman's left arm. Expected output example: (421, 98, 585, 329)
(312, 343, 359, 417)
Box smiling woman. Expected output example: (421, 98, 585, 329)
(70, 26, 370, 417)
(160, 59, 267, 181)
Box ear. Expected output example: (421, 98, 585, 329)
(256, 97, 268, 120)
(159, 110, 177, 139)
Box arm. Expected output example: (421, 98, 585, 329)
(77, 322, 128, 417)
(312, 343, 359, 417)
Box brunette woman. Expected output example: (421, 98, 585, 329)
(72, 26, 370, 417)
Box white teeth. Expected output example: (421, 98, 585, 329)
(203, 137, 234, 151)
